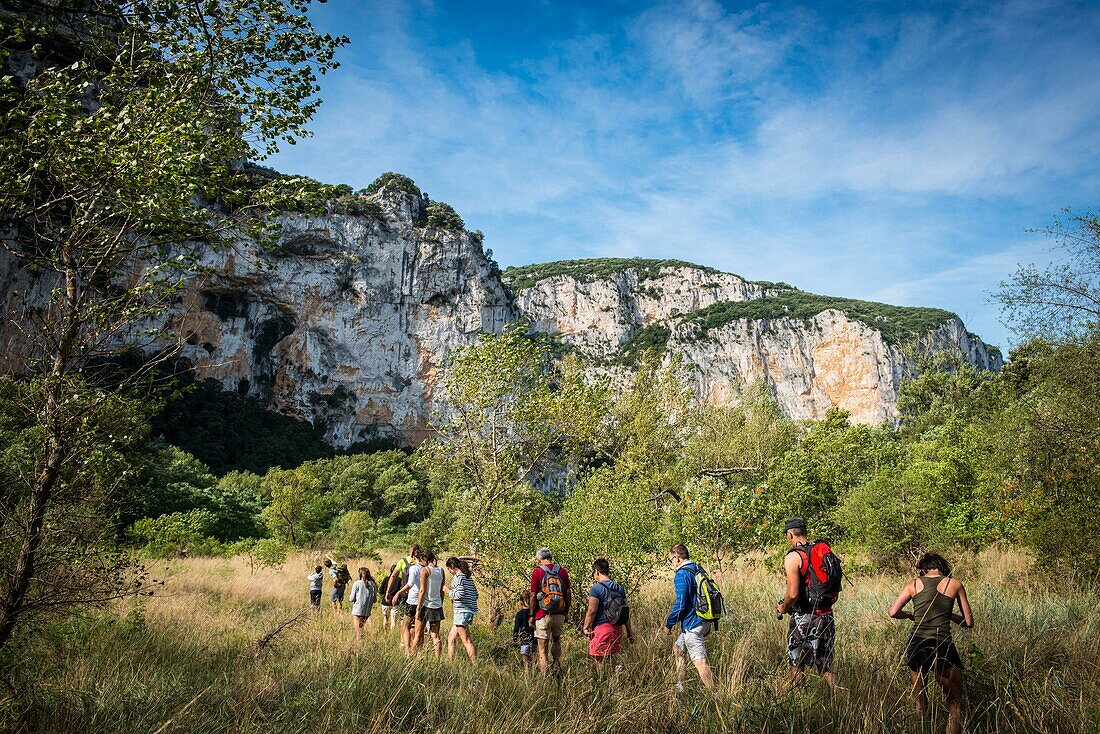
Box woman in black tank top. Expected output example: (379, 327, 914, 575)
(888, 553, 974, 734)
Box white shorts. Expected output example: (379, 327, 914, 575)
(674, 621, 712, 662)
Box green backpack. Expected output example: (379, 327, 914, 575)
(335, 564, 352, 586)
(692, 565, 725, 621)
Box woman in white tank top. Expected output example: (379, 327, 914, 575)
(413, 551, 446, 656)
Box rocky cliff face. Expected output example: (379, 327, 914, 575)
(0, 179, 1004, 445)
(148, 185, 513, 446)
(507, 260, 1003, 426)
(511, 265, 770, 359)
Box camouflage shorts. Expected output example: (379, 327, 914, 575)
(787, 611, 835, 673)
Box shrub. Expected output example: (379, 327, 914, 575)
(423, 201, 464, 230)
(129, 510, 224, 558)
(363, 172, 421, 198)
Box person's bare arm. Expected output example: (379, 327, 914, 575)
(888, 581, 916, 619)
(528, 573, 538, 625)
(953, 582, 974, 628)
(625, 617, 634, 641)
(777, 552, 801, 615)
(583, 595, 598, 635)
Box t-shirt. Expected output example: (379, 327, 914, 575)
(450, 572, 479, 614)
(307, 571, 323, 591)
(530, 564, 570, 621)
(588, 579, 625, 627)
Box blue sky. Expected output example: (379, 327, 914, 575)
(269, 0, 1100, 350)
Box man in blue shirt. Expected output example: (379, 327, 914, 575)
(664, 543, 715, 690)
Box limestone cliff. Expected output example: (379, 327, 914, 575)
(506, 260, 1003, 426)
(148, 184, 513, 446)
(0, 182, 1003, 445)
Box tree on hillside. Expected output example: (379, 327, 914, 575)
(0, 0, 345, 648)
(417, 329, 607, 605)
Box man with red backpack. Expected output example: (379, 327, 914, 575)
(528, 547, 571, 674)
(776, 517, 842, 688)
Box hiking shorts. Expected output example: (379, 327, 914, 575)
(417, 605, 445, 624)
(331, 586, 346, 603)
(453, 610, 475, 627)
(534, 613, 565, 640)
(788, 611, 835, 673)
(906, 635, 964, 675)
(309, 590, 322, 607)
(674, 621, 711, 662)
(399, 601, 417, 618)
(589, 622, 623, 658)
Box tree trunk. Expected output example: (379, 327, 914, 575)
(0, 433, 62, 648)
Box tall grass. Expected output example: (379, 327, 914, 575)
(2, 550, 1098, 733)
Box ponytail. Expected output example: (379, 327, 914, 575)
(446, 556, 472, 577)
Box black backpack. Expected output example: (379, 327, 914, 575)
(599, 581, 630, 626)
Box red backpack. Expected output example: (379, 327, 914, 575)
(792, 541, 843, 607)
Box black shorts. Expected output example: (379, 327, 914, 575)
(399, 601, 416, 618)
(417, 606, 445, 624)
(309, 589, 322, 606)
(906, 635, 964, 674)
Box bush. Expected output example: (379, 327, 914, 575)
(363, 172, 421, 198)
(423, 201, 464, 230)
(129, 510, 224, 558)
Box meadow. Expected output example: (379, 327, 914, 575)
(3, 549, 1097, 734)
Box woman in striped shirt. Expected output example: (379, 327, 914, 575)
(445, 557, 479, 663)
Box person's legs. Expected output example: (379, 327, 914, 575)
(429, 620, 442, 657)
(549, 614, 564, 672)
(353, 615, 365, 643)
(534, 616, 551, 672)
(537, 637, 550, 671)
(935, 666, 964, 734)
(815, 614, 836, 689)
(400, 609, 412, 649)
(411, 617, 425, 653)
(684, 630, 714, 690)
(787, 614, 808, 687)
(693, 658, 714, 689)
(447, 624, 459, 659)
(673, 636, 688, 687)
(910, 670, 928, 720)
(456, 625, 477, 663)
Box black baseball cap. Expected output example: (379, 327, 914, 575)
(783, 517, 807, 533)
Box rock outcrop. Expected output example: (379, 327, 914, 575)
(507, 260, 1003, 426)
(143, 185, 512, 446)
(0, 179, 1004, 445)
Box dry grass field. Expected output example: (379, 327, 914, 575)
(2, 549, 1098, 733)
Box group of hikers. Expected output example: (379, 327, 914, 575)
(306, 517, 975, 734)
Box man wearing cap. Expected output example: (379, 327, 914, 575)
(776, 517, 837, 688)
(529, 547, 571, 674)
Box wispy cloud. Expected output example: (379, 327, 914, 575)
(271, 0, 1100, 349)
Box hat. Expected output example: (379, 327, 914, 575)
(783, 517, 807, 533)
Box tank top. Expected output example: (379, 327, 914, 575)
(911, 576, 956, 641)
(405, 562, 424, 604)
(422, 566, 444, 609)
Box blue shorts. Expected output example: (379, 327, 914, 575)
(454, 610, 475, 627)
(331, 586, 346, 602)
